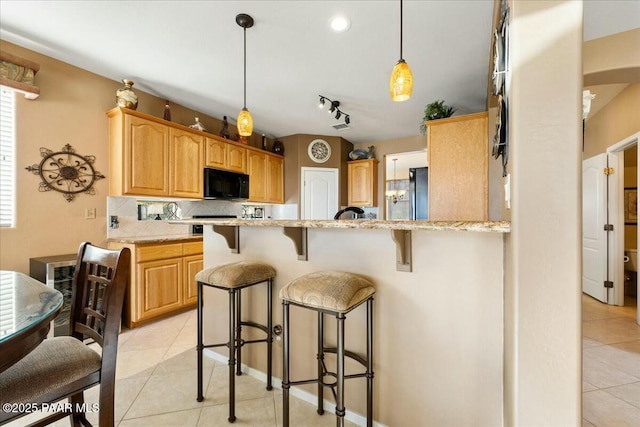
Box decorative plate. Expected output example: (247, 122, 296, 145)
(308, 139, 331, 163)
(492, 27, 505, 96)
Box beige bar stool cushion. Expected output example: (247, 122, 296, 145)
(280, 271, 375, 313)
(196, 261, 276, 288)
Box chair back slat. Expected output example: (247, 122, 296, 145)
(69, 243, 130, 352)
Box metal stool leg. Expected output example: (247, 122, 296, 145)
(282, 301, 290, 427)
(228, 290, 236, 423)
(196, 281, 204, 402)
(236, 289, 242, 376)
(317, 311, 325, 415)
(336, 314, 346, 427)
(267, 278, 273, 390)
(367, 298, 374, 427)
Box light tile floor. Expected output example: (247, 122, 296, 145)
(9, 309, 355, 426)
(583, 294, 640, 427)
(11, 296, 639, 426)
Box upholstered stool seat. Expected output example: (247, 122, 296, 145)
(280, 270, 375, 313)
(280, 271, 375, 427)
(195, 261, 276, 289)
(196, 261, 276, 423)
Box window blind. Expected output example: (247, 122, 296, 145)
(0, 86, 15, 227)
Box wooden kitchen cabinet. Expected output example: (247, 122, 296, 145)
(227, 144, 248, 173)
(205, 137, 247, 173)
(109, 111, 170, 197)
(247, 149, 268, 202)
(267, 155, 284, 203)
(108, 107, 204, 198)
(170, 128, 204, 198)
(427, 112, 488, 221)
(348, 159, 379, 207)
(108, 239, 203, 328)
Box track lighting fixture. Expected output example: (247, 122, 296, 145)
(318, 95, 350, 126)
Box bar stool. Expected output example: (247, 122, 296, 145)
(195, 261, 276, 423)
(280, 271, 375, 427)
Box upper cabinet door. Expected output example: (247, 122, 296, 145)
(170, 128, 204, 198)
(247, 150, 267, 202)
(227, 145, 247, 173)
(348, 159, 378, 207)
(125, 114, 170, 196)
(267, 155, 284, 203)
(205, 137, 226, 169)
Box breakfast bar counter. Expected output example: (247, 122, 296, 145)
(172, 218, 508, 426)
(173, 218, 510, 232)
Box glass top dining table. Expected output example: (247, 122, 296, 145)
(0, 270, 64, 373)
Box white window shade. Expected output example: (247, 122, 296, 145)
(0, 87, 16, 227)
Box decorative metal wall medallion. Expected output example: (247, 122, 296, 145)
(25, 144, 105, 202)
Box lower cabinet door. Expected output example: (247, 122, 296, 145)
(183, 254, 203, 306)
(137, 258, 183, 322)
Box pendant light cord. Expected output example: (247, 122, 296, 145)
(243, 27, 247, 109)
(399, 0, 403, 61)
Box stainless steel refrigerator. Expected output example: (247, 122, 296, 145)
(409, 167, 428, 220)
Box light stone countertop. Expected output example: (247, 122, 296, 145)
(106, 234, 203, 244)
(169, 219, 510, 233)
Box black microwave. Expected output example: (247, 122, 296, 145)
(203, 168, 250, 200)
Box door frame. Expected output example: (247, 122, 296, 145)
(606, 131, 640, 308)
(300, 167, 339, 220)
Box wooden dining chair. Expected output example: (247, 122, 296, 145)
(0, 242, 130, 427)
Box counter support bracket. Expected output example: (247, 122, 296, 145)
(213, 225, 240, 254)
(283, 227, 308, 261)
(391, 230, 412, 272)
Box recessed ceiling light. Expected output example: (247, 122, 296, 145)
(329, 15, 351, 33)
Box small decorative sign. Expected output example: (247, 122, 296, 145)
(25, 144, 105, 202)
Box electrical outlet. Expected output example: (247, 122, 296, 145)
(85, 208, 96, 219)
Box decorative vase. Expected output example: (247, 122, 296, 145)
(272, 140, 284, 155)
(116, 79, 138, 110)
(163, 100, 171, 121)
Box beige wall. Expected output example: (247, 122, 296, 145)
(584, 84, 640, 159)
(583, 29, 640, 86)
(504, 1, 583, 425)
(281, 134, 354, 214)
(0, 41, 271, 273)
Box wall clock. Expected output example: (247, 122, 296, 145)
(25, 144, 105, 202)
(308, 139, 331, 163)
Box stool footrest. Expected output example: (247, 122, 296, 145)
(288, 371, 368, 387)
(323, 347, 368, 368)
(241, 320, 269, 335)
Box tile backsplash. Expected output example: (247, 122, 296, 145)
(106, 197, 242, 238)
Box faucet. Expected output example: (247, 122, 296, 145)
(333, 206, 365, 220)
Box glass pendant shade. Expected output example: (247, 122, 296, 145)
(390, 59, 413, 102)
(237, 108, 253, 136)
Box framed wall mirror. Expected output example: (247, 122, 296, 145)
(384, 150, 428, 220)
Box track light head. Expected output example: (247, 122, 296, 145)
(317, 95, 351, 128)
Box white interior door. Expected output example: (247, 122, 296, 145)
(301, 167, 339, 220)
(582, 153, 609, 302)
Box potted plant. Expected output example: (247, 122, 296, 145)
(419, 100, 456, 134)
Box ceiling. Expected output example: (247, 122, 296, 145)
(1, 1, 638, 144)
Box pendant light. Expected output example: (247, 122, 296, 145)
(389, 0, 413, 102)
(236, 13, 254, 136)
